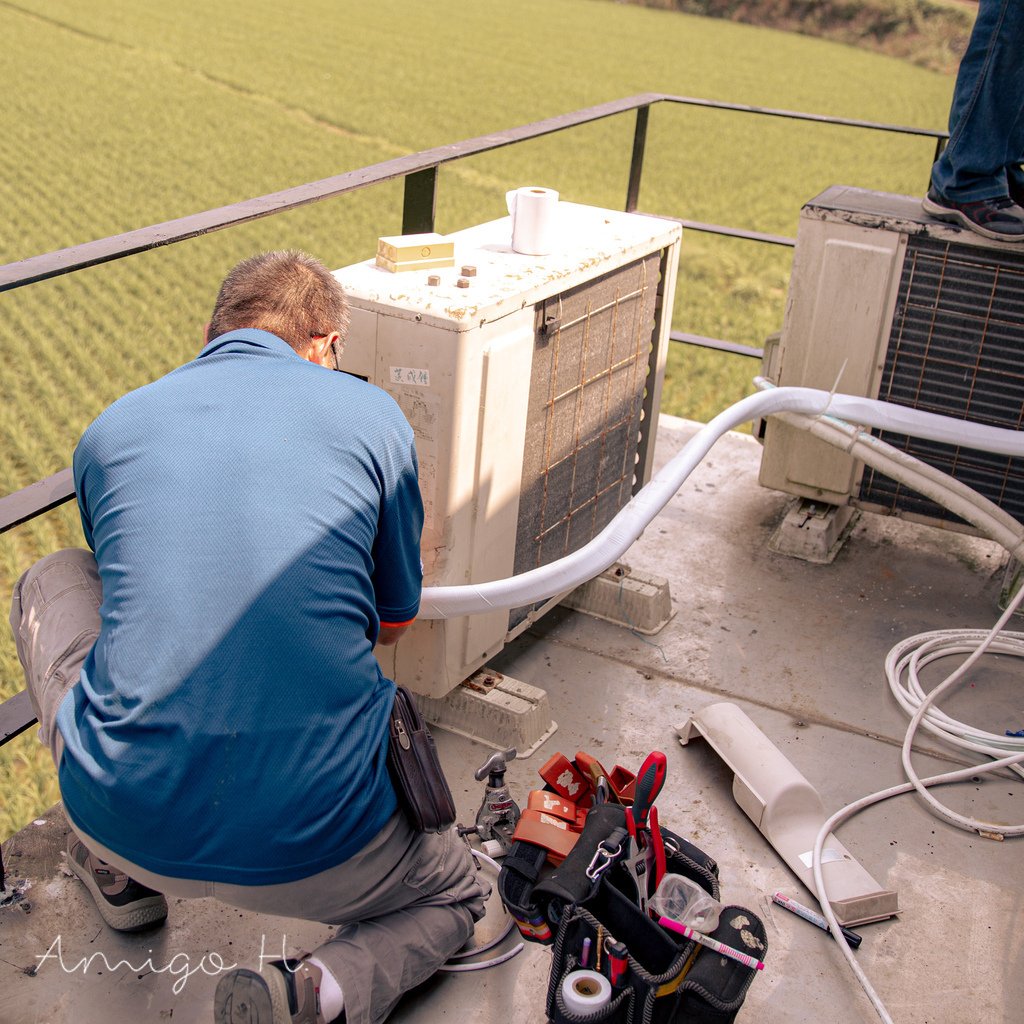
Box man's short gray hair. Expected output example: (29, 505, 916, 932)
(208, 250, 350, 354)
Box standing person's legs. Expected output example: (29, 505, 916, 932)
(9, 548, 168, 930)
(930, 0, 1024, 202)
(213, 811, 491, 1024)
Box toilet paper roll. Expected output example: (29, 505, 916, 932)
(560, 969, 612, 1017)
(506, 186, 559, 255)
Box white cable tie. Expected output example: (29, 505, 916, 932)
(829, 358, 849, 398)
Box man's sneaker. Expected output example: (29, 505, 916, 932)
(214, 957, 328, 1024)
(66, 835, 168, 932)
(922, 188, 1024, 241)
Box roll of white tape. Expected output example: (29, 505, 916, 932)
(560, 969, 612, 1017)
(505, 186, 559, 255)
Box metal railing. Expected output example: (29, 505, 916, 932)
(0, 92, 948, 747)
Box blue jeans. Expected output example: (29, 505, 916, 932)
(930, 0, 1024, 201)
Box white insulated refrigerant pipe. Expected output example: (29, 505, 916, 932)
(419, 384, 1024, 619)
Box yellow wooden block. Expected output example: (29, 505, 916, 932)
(377, 232, 455, 263)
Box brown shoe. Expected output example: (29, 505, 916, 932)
(214, 957, 329, 1024)
(66, 835, 168, 932)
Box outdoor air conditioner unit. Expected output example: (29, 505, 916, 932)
(333, 203, 681, 697)
(759, 184, 1024, 530)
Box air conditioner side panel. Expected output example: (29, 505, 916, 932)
(376, 311, 535, 698)
(637, 239, 680, 487)
(462, 312, 534, 679)
(760, 219, 905, 503)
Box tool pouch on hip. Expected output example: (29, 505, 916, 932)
(386, 685, 457, 833)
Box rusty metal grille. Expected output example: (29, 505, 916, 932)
(509, 253, 660, 628)
(859, 234, 1024, 524)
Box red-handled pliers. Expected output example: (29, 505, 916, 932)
(632, 752, 667, 893)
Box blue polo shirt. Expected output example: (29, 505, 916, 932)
(58, 329, 423, 884)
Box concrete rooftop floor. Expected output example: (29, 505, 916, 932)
(1, 415, 1021, 1024)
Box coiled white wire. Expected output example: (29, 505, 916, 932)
(812, 579, 1024, 1024)
(887, 629, 1024, 792)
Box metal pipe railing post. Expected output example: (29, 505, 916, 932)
(626, 105, 650, 213)
(402, 166, 439, 234)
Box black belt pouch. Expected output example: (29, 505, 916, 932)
(386, 684, 457, 833)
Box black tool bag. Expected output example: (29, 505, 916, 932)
(386, 684, 457, 833)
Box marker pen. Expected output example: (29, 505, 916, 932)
(771, 892, 862, 949)
(657, 917, 765, 971)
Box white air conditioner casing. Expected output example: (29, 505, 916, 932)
(760, 185, 1024, 530)
(334, 203, 681, 697)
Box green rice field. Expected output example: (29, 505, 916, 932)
(0, 0, 957, 838)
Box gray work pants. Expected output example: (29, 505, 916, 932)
(10, 547, 490, 1024)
